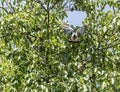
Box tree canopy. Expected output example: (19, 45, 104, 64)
(0, 0, 120, 91)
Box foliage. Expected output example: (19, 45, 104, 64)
(0, 0, 120, 91)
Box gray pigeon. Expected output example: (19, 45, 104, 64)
(61, 25, 87, 41)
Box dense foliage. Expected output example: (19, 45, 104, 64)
(0, 0, 120, 91)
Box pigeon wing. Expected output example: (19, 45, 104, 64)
(61, 25, 74, 35)
(77, 25, 87, 36)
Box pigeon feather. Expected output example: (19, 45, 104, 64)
(77, 25, 87, 35)
(61, 25, 74, 35)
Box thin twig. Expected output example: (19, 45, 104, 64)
(22, 32, 33, 45)
(101, 2, 106, 11)
(113, 7, 116, 14)
(0, 7, 9, 14)
(35, 0, 47, 11)
(62, 0, 69, 7)
(80, 62, 87, 74)
(4, 0, 15, 13)
(8, 1, 15, 12)
(50, 0, 59, 9)
(107, 43, 120, 49)
(102, 17, 114, 38)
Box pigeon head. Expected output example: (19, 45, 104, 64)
(71, 32, 78, 41)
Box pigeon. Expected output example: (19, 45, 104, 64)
(61, 24, 87, 41)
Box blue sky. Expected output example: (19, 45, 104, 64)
(66, 5, 113, 27)
(66, 11, 86, 27)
